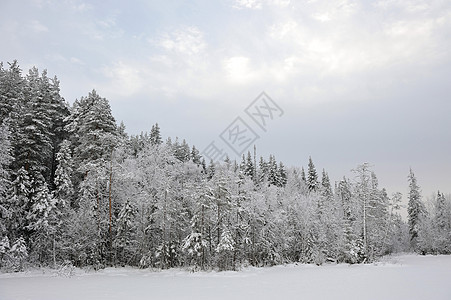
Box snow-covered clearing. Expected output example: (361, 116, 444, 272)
(1, 254, 450, 300)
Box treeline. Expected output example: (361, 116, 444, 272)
(0, 61, 450, 272)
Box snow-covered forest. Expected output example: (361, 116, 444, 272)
(0, 61, 450, 272)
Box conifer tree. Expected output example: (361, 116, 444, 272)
(321, 169, 333, 201)
(191, 146, 202, 165)
(300, 167, 306, 182)
(255, 156, 266, 184)
(277, 162, 287, 187)
(207, 160, 215, 180)
(407, 168, 425, 250)
(182, 183, 213, 270)
(201, 158, 207, 174)
(9, 236, 28, 271)
(0, 61, 26, 126)
(353, 163, 371, 258)
(54, 140, 74, 207)
(244, 151, 254, 180)
(26, 181, 55, 232)
(0, 123, 13, 237)
(117, 121, 128, 140)
(267, 155, 278, 186)
(435, 191, 448, 231)
(66, 89, 118, 189)
(150, 123, 162, 146)
(115, 198, 137, 264)
(433, 191, 450, 253)
(14, 68, 54, 179)
(8, 167, 33, 239)
(307, 157, 319, 192)
(46, 75, 70, 187)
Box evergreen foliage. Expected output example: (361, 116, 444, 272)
(407, 169, 425, 250)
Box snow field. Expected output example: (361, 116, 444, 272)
(0, 254, 450, 300)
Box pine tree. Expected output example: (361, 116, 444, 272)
(0, 61, 26, 125)
(352, 163, 371, 258)
(54, 140, 74, 207)
(433, 191, 451, 253)
(0, 124, 13, 231)
(216, 226, 235, 270)
(0, 235, 10, 267)
(182, 182, 214, 270)
(191, 145, 202, 165)
(301, 167, 306, 182)
(321, 169, 333, 201)
(67, 90, 118, 177)
(337, 177, 362, 263)
(277, 162, 287, 187)
(46, 75, 70, 188)
(115, 198, 137, 264)
(407, 168, 425, 250)
(13, 68, 54, 179)
(117, 121, 128, 140)
(150, 123, 162, 146)
(211, 175, 232, 248)
(63, 90, 118, 266)
(366, 172, 390, 258)
(207, 160, 215, 180)
(8, 236, 28, 271)
(244, 151, 254, 180)
(26, 181, 55, 232)
(180, 139, 190, 162)
(267, 155, 278, 186)
(26, 179, 59, 265)
(201, 158, 207, 174)
(307, 157, 319, 192)
(50, 141, 74, 267)
(223, 155, 231, 169)
(8, 167, 33, 239)
(435, 191, 448, 231)
(384, 192, 409, 253)
(257, 156, 267, 184)
(173, 138, 190, 162)
(239, 154, 246, 173)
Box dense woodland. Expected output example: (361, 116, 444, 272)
(0, 61, 450, 272)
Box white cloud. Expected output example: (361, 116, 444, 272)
(269, 0, 291, 7)
(31, 0, 92, 12)
(308, 0, 358, 22)
(46, 54, 84, 65)
(102, 61, 145, 97)
(233, 0, 263, 10)
(158, 26, 206, 57)
(69, 57, 85, 65)
(30, 0, 54, 8)
(98, 26, 212, 100)
(264, 0, 451, 78)
(28, 20, 48, 33)
(69, 1, 92, 12)
(232, 0, 292, 9)
(97, 16, 117, 29)
(223, 56, 253, 83)
(149, 55, 174, 68)
(268, 20, 298, 39)
(374, 0, 430, 13)
(313, 13, 331, 22)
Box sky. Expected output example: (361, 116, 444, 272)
(1, 0, 450, 209)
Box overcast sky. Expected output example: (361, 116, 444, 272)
(1, 0, 450, 207)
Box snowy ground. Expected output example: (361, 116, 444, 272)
(1, 254, 450, 300)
